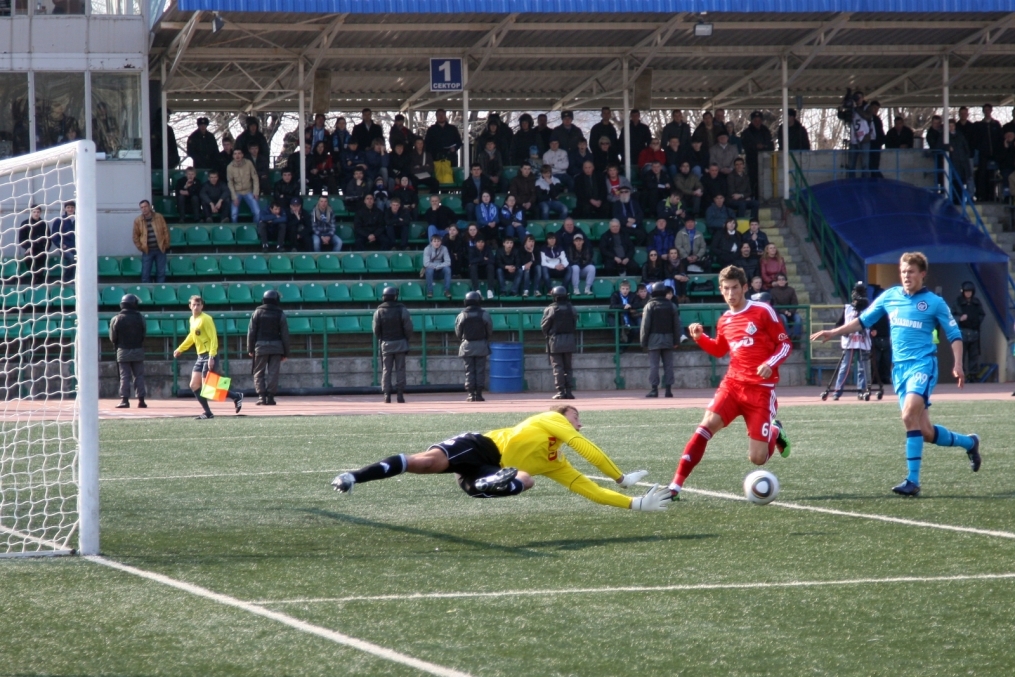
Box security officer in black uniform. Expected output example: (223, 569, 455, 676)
(641, 282, 682, 398)
(541, 286, 578, 399)
(455, 291, 494, 402)
(247, 290, 290, 405)
(953, 281, 985, 380)
(110, 293, 147, 409)
(373, 286, 413, 403)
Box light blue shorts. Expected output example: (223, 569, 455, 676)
(892, 357, 938, 409)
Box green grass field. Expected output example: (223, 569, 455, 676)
(2, 401, 1014, 676)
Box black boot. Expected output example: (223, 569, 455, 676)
(256, 395, 266, 406)
(466, 391, 475, 402)
(646, 388, 658, 398)
(563, 389, 575, 400)
(664, 386, 673, 398)
(396, 390, 406, 404)
(384, 392, 392, 404)
(266, 395, 276, 405)
(116, 398, 129, 408)
(475, 390, 485, 402)
(552, 391, 566, 400)
(137, 398, 147, 408)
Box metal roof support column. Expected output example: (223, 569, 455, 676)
(161, 59, 169, 196)
(622, 58, 631, 181)
(942, 55, 951, 201)
(298, 59, 306, 197)
(463, 59, 470, 169)
(781, 57, 790, 201)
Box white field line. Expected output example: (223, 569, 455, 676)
(588, 476, 1015, 540)
(101, 469, 352, 482)
(254, 572, 1015, 605)
(86, 556, 472, 677)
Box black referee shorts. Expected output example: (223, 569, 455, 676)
(431, 433, 503, 496)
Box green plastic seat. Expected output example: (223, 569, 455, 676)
(526, 223, 545, 241)
(194, 255, 220, 276)
(276, 282, 302, 303)
(590, 222, 610, 239)
(449, 280, 472, 301)
(169, 256, 195, 277)
(579, 311, 608, 329)
(559, 193, 577, 210)
(219, 255, 244, 276)
(591, 278, 615, 299)
(633, 247, 648, 266)
(409, 222, 426, 242)
(442, 195, 464, 215)
(25, 287, 49, 306)
(100, 286, 125, 306)
(334, 316, 362, 333)
(157, 196, 179, 219)
(688, 274, 718, 297)
(211, 225, 235, 246)
(365, 253, 390, 273)
(269, 254, 294, 275)
(169, 226, 186, 247)
(417, 194, 432, 213)
(349, 282, 376, 302)
(317, 254, 342, 274)
(501, 166, 519, 183)
(399, 281, 425, 301)
(288, 317, 312, 334)
(144, 315, 163, 337)
(120, 256, 142, 277)
(176, 283, 201, 302)
(492, 314, 513, 331)
(433, 314, 457, 332)
(98, 257, 120, 277)
(522, 313, 543, 331)
(293, 254, 317, 274)
(342, 254, 367, 275)
(301, 282, 327, 303)
(338, 224, 354, 242)
(235, 225, 260, 246)
(185, 226, 211, 246)
(328, 196, 348, 216)
(151, 169, 164, 194)
(249, 283, 274, 300)
(152, 284, 178, 305)
(325, 282, 352, 302)
(124, 285, 154, 305)
(228, 283, 254, 304)
(0, 259, 22, 278)
(243, 255, 269, 276)
(311, 316, 333, 334)
(390, 252, 415, 273)
(201, 283, 228, 305)
(49, 286, 76, 307)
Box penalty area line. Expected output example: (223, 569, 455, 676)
(85, 556, 472, 677)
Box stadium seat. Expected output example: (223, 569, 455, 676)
(151, 170, 164, 195)
(633, 247, 648, 266)
(185, 226, 211, 246)
(125, 285, 154, 305)
(219, 255, 244, 276)
(49, 286, 75, 307)
(688, 274, 718, 297)
(157, 196, 179, 220)
(342, 254, 367, 275)
(269, 254, 294, 275)
(349, 282, 376, 302)
(235, 225, 260, 246)
(194, 255, 220, 276)
(338, 224, 354, 242)
(152, 284, 178, 305)
(579, 311, 607, 329)
(317, 254, 342, 274)
(334, 315, 362, 333)
(98, 257, 120, 277)
(526, 223, 545, 241)
(288, 317, 313, 334)
(243, 255, 270, 276)
(449, 280, 472, 301)
(399, 281, 425, 301)
(25, 287, 49, 306)
(143, 315, 163, 337)
(325, 282, 352, 302)
(417, 195, 431, 213)
(228, 283, 254, 304)
(591, 279, 615, 299)
(301, 282, 327, 303)
(0, 258, 22, 278)
(501, 166, 519, 183)
(559, 193, 577, 210)
(442, 195, 464, 215)
(329, 196, 348, 217)
(201, 284, 228, 305)
(276, 282, 302, 303)
(365, 253, 390, 273)
(432, 314, 456, 332)
(409, 222, 426, 242)
(100, 286, 125, 306)
(390, 252, 415, 273)
(302, 197, 318, 213)
(120, 256, 142, 277)
(590, 221, 611, 239)
(169, 256, 195, 277)
(522, 313, 542, 331)
(169, 226, 186, 248)
(293, 254, 317, 274)
(492, 314, 513, 332)
(211, 225, 235, 246)
(249, 282, 274, 301)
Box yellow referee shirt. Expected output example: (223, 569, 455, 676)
(485, 411, 633, 509)
(175, 313, 218, 357)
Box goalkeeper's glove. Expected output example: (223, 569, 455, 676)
(630, 484, 672, 512)
(618, 470, 649, 488)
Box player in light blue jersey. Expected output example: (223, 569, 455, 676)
(811, 252, 980, 496)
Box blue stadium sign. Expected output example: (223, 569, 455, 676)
(430, 58, 463, 92)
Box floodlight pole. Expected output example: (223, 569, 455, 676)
(942, 55, 951, 201)
(298, 59, 306, 197)
(622, 57, 631, 180)
(463, 59, 470, 168)
(781, 56, 791, 201)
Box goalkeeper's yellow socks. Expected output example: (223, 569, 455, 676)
(352, 454, 407, 483)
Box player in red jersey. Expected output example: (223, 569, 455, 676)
(668, 265, 793, 498)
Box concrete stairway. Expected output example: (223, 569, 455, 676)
(756, 205, 812, 305)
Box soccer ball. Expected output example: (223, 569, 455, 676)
(743, 470, 780, 505)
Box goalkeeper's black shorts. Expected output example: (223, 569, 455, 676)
(432, 433, 503, 493)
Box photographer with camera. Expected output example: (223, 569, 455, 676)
(838, 89, 874, 177)
(830, 282, 872, 401)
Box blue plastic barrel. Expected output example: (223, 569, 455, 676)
(488, 342, 524, 393)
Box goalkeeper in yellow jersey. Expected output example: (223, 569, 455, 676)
(173, 295, 243, 420)
(331, 405, 671, 511)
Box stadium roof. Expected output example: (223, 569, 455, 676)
(152, 7, 1015, 112)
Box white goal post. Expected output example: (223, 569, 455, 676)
(0, 141, 99, 557)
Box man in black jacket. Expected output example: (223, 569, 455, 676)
(373, 287, 413, 403)
(247, 290, 290, 405)
(353, 194, 389, 250)
(455, 291, 494, 402)
(574, 161, 609, 219)
(424, 109, 463, 164)
(954, 281, 985, 379)
(199, 171, 230, 223)
(640, 282, 682, 398)
(175, 167, 202, 222)
(469, 238, 496, 298)
(351, 108, 385, 151)
(110, 294, 147, 409)
(740, 111, 774, 198)
(18, 204, 48, 285)
(385, 197, 413, 250)
(599, 219, 638, 276)
(272, 169, 300, 206)
(235, 117, 270, 160)
(542, 286, 578, 399)
(619, 109, 653, 163)
(286, 198, 313, 251)
(495, 238, 523, 296)
(186, 117, 220, 170)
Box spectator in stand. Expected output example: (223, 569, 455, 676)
(638, 138, 667, 172)
(257, 201, 288, 251)
(575, 160, 609, 219)
(650, 218, 675, 257)
(760, 243, 787, 289)
(425, 108, 463, 165)
(372, 176, 390, 212)
(217, 137, 235, 179)
(620, 109, 653, 163)
(737, 242, 760, 282)
(469, 237, 496, 298)
(725, 121, 744, 154)
(749, 275, 764, 296)
(498, 193, 528, 242)
(388, 140, 413, 188)
(353, 194, 388, 250)
(306, 113, 330, 148)
(339, 138, 367, 181)
(495, 237, 523, 296)
(709, 131, 738, 175)
(517, 235, 543, 297)
(673, 161, 704, 216)
(175, 167, 202, 222)
(949, 119, 973, 195)
(630, 282, 649, 328)
(187, 117, 219, 170)
(600, 218, 639, 277)
(740, 111, 774, 198)
(442, 223, 468, 276)
(743, 218, 769, 257)
(235, 117, 269, 160)
(410, 137, 440, 193)
(884, 116, 914, 149)
(609, 279, 639, 346)
(476, 139, 504, 189)
(955, 106, 975, 148)
(364, 138, 388, 185)
(543, 138, 573, 192)
(285, 141, 307, 179)
(710, 217, 742, 268)
(510, 114, 544, 166)
(769, 273, 802, 340)
(662, 109, 692, 149)
(331, 116, 352, 153)
(776, 108, 811, 151)
(311, 196, 341, 252)
(568, 233, 595, 296)
(569, 138, 594, 181)
(868, 101, 886, 178)
(535, 113, 553, 150)
(475, 191, 500, 241)
(604, 164, 633, 203)
(664, 136, 687, 181)
(541, 231, 569, 287)
(925, 115, 947, 186)
(590, 107, 619, 157)
(391, 175, 417, 217)
(462, 163, 495, 221)
(693, 111, 720, 149)
(641, 160, 671, 216)
(422, 193, 457, 240)
(343, 167, 369, 214)
(508, 162, 538, 214)
(132, 200, 169, 284)
(247, 143, 270, 195)
(465, 222, 483, 249)
(423, 233, 453, 299)
(226, 148, 259, 223)
(700, 163, 729, 208)
(642, 249, 667, 287)
(846, 92, 873, 177)
(352, 108, 384, 152)
(612, 186, 645, 245)
(665, 247, 690, 301)
(676, 216, 707, 271)
(536, 165, 568, 220)
(384, 197, 412, 250)
(593, 135, 622, 173)
(656, 189, 685, 231)
(705, 193, 736, 233)
(973, 103, 1004, 201)
(49, 201, 76, 282)
(688, 138, 710, 177)
(287, 197, 313, 251)
(199, 171, 229, 223)
(728, 157, 759, 220)
(272, 168, 300, 207)
(475, 116, 506, 162)
(552, 110, 586, 153)
(389, 114, 416, 152)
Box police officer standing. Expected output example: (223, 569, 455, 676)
(541, 286, 578, 399)
(954, 281, 985, 380)
(641, 282, 682, 398)
(373, 286, 413, 403)
(109, 294, 147, 408)
(455, 291, 493, 402)
(247, 290, 290, 405)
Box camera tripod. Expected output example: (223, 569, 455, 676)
(820, 346, 885, 401)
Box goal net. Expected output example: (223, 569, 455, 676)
(0, 141, 99, 557)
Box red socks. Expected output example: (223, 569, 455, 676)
(673, 427, 711, 487)
(767, 424, 779, 460)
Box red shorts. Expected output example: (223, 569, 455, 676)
(707, 380, 778, 442)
